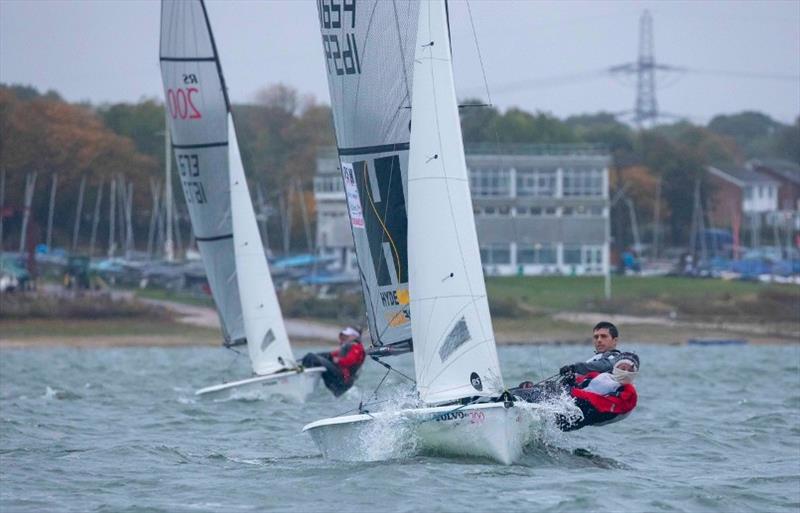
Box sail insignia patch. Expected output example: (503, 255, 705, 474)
(439, 317, 471, 362)
(261, 329, 275, 351)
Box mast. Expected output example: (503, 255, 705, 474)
(108, 175, 116, 257)
(46, 172, 58, 250)
(0, 167, 5, 251)
(89, 181, 103, 256)
(72, 176, 86, 252)
(19, 172, 37, 254)
(164, 121, 174, 262)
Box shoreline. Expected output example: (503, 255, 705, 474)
(3, 300, 797, 349)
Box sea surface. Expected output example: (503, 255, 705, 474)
(1, 342, 798, 513)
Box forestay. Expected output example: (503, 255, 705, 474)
(407, 0, 504, 405)
(159, 0, 245, 345)
(228, 116, 296, 374)
(316, 0, 420, 351)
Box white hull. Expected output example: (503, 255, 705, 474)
(303, 401, 546, 464)
(196, 367, 325, 402)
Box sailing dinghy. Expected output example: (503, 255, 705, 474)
(159, 0, 323, 401)
(303, 0, 546, 464)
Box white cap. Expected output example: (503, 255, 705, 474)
(339, 326, 360, 338)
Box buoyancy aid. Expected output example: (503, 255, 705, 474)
(330, 341, 365, 384)
(570, 371, 638, 426)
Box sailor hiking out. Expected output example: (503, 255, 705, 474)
(510, 322, 639, 430)
(555, 352, 639, 430)
(301, 326, 365, 397)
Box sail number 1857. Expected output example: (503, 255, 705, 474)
(177, 153, 207, 204)
(318, 0, 361, 76)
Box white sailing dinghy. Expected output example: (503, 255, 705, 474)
(304, 0, 544, 464)
(159, 0, 323, 401)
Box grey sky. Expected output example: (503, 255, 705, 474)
(1, 0, 798, 124)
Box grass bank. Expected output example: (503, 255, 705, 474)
(486, 276, 799, 323)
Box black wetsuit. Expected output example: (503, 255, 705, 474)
(570, 349, 622, 374)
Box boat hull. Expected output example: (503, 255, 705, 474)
(303, 401, 545, 464)
(196, 367, 325, 402)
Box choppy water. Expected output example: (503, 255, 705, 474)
(1, 343, 799, 512)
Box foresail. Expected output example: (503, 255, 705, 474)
(408, 0, 504, 404)
(316, 0, 420, 350)
(228, 116, 296, 375)
(159, 0, 245, 345)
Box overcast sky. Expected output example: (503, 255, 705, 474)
(1, 0, 798, 124)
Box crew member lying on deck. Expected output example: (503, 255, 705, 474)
(511, 352, 640, 431)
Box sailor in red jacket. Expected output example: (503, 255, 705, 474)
(557, 352, 639, 431)
(301, 326, 366, 397)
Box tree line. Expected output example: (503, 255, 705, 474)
(1, 82, 797, 257)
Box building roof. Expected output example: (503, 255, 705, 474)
(708, 165, 778, 187)
(749, 158, 800, 186)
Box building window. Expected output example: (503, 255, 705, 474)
(314, 175, 343, 193)
(480, 243, 511, 264)
(563, 167, 604, 197)
(744, 187, 753, 200)
(562, 205, 603, 217)
(518, 243, 557, 264)
(516, 167, 556, 197)
(563, 245, 582, 264)
(469, 167, 511, 197)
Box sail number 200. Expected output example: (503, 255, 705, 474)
(166, 88, 202, 120)
(318, 0, 361, 76)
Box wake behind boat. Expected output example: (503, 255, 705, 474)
(159, 0, 323, 401)
(303, 0, 554, 464)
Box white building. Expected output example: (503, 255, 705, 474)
(314, 144, 611, 276)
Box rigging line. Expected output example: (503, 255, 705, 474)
(335, 398, 391, 417)
(216, 347, 243, 383)
(371, 356, 416, 383)
(376, 147, 403, 286)
(392, 0, 414, 109)
(367, 366, 393, 405)
(465, 0, 492, 106)
(363, 162, 403, 285)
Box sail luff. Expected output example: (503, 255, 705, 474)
(408, 0, 504, 404)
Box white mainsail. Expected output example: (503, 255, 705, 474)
(408, 0, 504, 404)
(227, 116, 296, 374)
(316, 0, 421, 352)
(159, 0, 245, 346)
